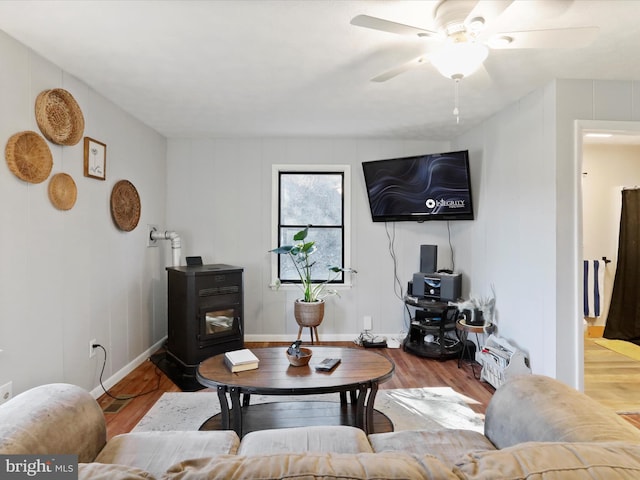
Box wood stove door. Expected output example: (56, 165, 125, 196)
(199, 304, 241, 346)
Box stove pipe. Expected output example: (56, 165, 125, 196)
(150, 229, 182, 266)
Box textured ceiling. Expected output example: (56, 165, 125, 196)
(1, 0, 640, 140)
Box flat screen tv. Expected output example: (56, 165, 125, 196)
(362, 150, 474, 222)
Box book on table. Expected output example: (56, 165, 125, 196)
(224, 348, 259, 372)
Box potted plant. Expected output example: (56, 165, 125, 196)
(270, 226, 356, 337)
(450, 286, 496, 330)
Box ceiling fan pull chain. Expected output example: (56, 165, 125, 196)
(453, 77, 460, 124)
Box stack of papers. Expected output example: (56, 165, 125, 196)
(224, 348, 259, 372)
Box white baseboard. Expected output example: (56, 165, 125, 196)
(244, 333, 405, 344)
(90, 337, 167, 399)
(244, 334, 359, 342)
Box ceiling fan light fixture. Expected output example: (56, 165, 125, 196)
(430, 41, 488, 79)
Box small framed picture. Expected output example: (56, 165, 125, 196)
(84, 137, 106, 180)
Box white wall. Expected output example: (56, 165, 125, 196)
(582, 144, 640, 327)
(454, 85, 558, 379)
(165, 138, 468, 341)
(0, 31, 168, 397)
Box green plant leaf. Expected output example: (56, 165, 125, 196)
(270, 246, 294, 254)
(293, 227, 309, 241)
(301, 242, 316, 254)
(328, 266, 357, 274)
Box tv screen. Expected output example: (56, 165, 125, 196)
(362, 150, 474, 222)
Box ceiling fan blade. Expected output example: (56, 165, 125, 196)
(371, 57, 428, 82)
(464, 0, 513, 28)
(489, 26, 599, 49)
(501, 0, 575, 21)
(350, 15, 439, 39)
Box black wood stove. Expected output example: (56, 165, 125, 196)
(165, 264, 244, 378)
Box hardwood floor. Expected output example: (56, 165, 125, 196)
(584, 337, 640, 428)
(97, 338, 640, 440)
(97, 341, 495, 440)
(96, 356, 181, 439)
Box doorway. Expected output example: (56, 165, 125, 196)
(579, 120, 640, 410)
(581, 126, 640, 336)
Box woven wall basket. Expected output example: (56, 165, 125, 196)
(35, 88, 85, 146)
(48, 173, 77, 210)
(110, 180, 141, 232)
(5, 131, 53, 184)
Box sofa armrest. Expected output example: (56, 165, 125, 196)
(484, 374, 640, 448)
(0, 383, 106, 462)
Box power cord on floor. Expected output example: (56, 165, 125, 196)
(353, 331, 387, 346)
(93, 344, 161, 400)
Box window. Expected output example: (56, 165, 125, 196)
(272, 164, 351, 286)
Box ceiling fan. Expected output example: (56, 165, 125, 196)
(351, 0, 600, 82)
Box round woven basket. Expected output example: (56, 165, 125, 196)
(35, 88, 85, 146)
(48, 173, 77, 210)
(5, 131, 53, 184)
(110, 180, 141, 232)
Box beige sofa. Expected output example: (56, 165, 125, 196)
(1, 375, 640, 479)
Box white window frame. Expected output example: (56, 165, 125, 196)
(271, 164, 352, 289)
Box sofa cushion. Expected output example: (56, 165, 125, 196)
(79, 462, 156, 480)
(453, 441, 640, 479)
(238, 425, 373, 455)
(163, 452, 458, 479)
(94, 431, 239, 478)
(485, 375, 640, 448)
(369, 428, 495, 465)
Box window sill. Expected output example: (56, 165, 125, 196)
(269, 282, 354, 291)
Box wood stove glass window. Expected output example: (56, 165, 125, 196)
(205, 308, 235, 335)
(199, 302, 241, 343)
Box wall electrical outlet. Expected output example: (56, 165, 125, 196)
(363, 315, 373, 331)
(89, 339, 97, 358)
(0, 382, 12, 405)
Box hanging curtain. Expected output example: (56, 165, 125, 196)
(604, 188, 640, 344)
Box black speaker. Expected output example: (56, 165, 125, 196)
(412, 272, 462, 302)
(420, 245, 437, 274)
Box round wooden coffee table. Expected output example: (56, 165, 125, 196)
(196, 346, 395, 436)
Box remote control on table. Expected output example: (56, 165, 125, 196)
(315, 358, 341, 371)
